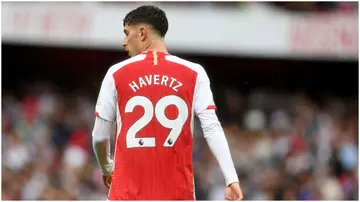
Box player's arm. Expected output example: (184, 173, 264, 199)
(92, 117, 115, 176)
(92, 69, 117, 176)
(194, 65, 239, 187)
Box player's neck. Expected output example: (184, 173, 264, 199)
(142, 39, 168, 54)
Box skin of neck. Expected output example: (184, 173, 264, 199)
(141, 32, 168, 53)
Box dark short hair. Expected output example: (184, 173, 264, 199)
(123, 5, 168, 37)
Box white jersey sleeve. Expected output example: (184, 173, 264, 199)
(197, 109, 239, 186)
(194, 65, 217, 115)
(95, 70, 117, 122)
(92, 116, 115, 176)
(194, 65, 239, 186)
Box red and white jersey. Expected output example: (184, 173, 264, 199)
(95, 51, 216, 200)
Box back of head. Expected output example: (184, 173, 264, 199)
(123, 5, 168, 38)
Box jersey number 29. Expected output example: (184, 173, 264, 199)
(125, 95, 189, 148)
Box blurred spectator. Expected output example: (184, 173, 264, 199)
(2, 80, 358, 200)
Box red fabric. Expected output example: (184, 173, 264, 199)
(68, 129, 90, 153)
(21, 95, 38, 120)
(206, 105, 217, 110)
(290, 135, 306, 153)
(108, 51, 196, 200)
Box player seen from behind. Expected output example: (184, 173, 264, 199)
(92, 5, 243, 200)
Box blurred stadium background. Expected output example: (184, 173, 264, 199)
(1, 1, 358, 200)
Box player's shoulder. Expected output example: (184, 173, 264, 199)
(165, 55, 205, 74)
(107, 54, 147, 75)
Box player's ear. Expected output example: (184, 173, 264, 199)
(139, 27, 147, 42)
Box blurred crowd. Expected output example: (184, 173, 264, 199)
(194, 87, 358, 200)
(2, 83, 358, 200)
(2, 84, 103, 200)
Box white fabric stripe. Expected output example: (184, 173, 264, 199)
(108, 54, 147, 75)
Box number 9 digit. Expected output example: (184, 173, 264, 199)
(155, 95, 188, 147)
